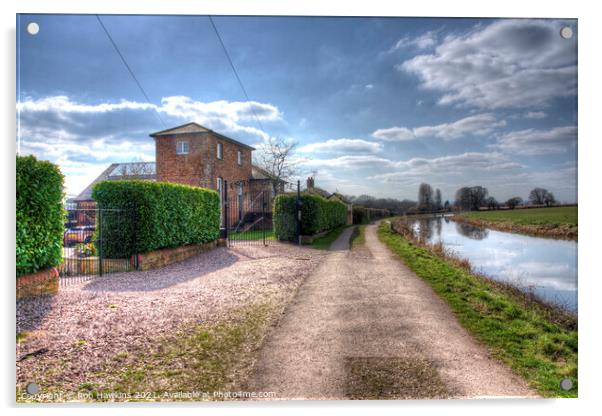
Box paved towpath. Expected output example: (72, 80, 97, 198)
(245, 223, 537, 399)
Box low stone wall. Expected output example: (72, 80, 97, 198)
(133, 240, 217, 271)
(17, 267, 59, 299)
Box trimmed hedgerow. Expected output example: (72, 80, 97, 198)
(352, 205, 389, 224)
(92, 180, 220, 258)
(16, 155, 65, 276)
(273, 192, 347, 241)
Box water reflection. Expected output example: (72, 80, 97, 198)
(455, 222, 489, 240)
(408, 216, 578, 312)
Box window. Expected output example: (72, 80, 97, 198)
(217, 142, 223, 159)
(176, 141, 189, 155)
(237, 150, 242, 166)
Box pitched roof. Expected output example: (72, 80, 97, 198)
(149, 122, 255, 150)
(74, 162, 156, 201)
(250, 165, 286, 183)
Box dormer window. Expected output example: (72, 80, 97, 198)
(237, 150, 242, 165)
(176, 141, 189, 155)
(217, 142, 223, 160)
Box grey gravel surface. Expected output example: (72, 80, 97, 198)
(245, 223, 538, 400)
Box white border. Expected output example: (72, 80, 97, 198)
(2, 1, 600, 415)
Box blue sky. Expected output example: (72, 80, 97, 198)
(17, 15, 577, 202)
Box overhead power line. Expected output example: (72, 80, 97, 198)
(95, 15, 166, 128)
(208, 16, 266, 136)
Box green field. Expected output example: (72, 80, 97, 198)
(378, 222, 577, 398)
(463, 206, 577, 227)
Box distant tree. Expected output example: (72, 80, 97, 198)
(455, 186, 489, 211)
(484, 196, 499, 210)
(529, 188, 548, 205)
(443, 200, 451, 211)
(417, 183, 434, 212)
(505, 197, 523, 210)
(543, 191, 556, 207)
(434, 188, 442, 211)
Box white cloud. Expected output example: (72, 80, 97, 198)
(295, 155, 399, 170)
(399, 19, 577, 109)
(524, 111, 547, 119)
(372, 113, 506, 142)
(495, 126, 577, 155)
(298, 138, 382, 154)
(391, 30, 438, 51)
(369, 152, 522, 182)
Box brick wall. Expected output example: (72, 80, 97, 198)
(155, 132, 253, 191)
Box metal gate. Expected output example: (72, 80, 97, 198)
(60, 208, 135, 284)
(224, 184, 273, 246)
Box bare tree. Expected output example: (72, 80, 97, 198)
(455, 186, 489, 211)
(255, 137, 297, 195)
(529, 188, 556, 206)
(434, 188, 442, 211)
(506, 197, 523, 209)
(417, 183, 434, 212)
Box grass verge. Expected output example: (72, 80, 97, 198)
(350, 225, 366, 249)
(309, 226, 347, 250)
(228, 229, 276, 241)
(457, 206, 577, 239)
(377, 221, 577, 398)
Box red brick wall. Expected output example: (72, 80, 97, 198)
(155, 132, 252, 191)
(17, 267, 59, 299)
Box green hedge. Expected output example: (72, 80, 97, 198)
(16, 155, 65, 276)
(273, 192, 347, 241)
(353, 205, 389, 224)
(92, 180, 220, 258)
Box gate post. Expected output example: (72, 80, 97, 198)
(223, 180, 229, 243)
(296, 180, 301, 245)
(262, 191, 267, 246)
(98, 208, 103, 276)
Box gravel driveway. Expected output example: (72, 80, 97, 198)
(16, 242, 326, 395)
(245, 224, 538, 399)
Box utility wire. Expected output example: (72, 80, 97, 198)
(95, 15, 167, 128)
(208, 16, 266, 135)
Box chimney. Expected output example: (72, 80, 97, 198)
(307, 177, 314, 191)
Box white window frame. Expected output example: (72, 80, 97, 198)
(237, 150, 242, 165)
(176, 141, 189, 155)
(217, 142, 223, 160)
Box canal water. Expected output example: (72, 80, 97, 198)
(408, 216, 578, 312)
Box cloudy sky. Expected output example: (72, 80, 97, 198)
(17, 15, 577, 202)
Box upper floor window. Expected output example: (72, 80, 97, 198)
(176, 141, 189, 155)
(217, 142, 223, 160)
(237, 150, 242, 165)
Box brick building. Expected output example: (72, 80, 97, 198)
(74, 122, 283, 225)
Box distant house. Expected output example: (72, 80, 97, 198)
(74, 122, 285, 224)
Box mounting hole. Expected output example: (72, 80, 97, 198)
(560, 378, 574, 391)
(560, 26, 573, 40)
(27, 22, 39, 35)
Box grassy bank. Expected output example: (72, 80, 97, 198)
(350, 225, 366, 249)
(309, 226, 347, 250)
(457, 206, 577, 239)
(378, 221, 577, 398)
